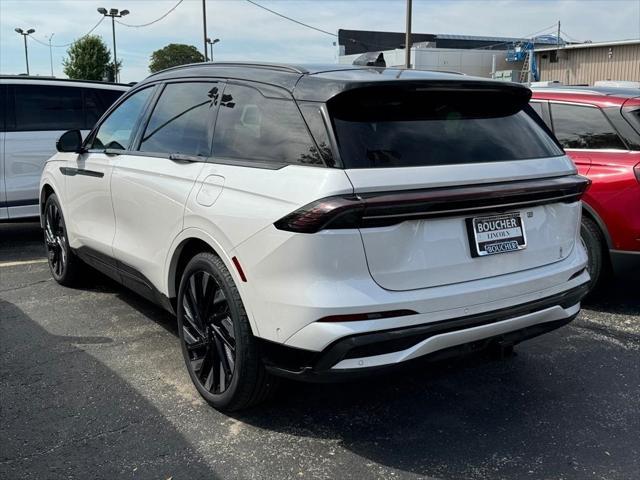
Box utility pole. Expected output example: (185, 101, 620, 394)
(97, 8, 130, 82)
(202, 0, 209, 61)
(557, 20, 561, 49)
(48, 33, 55, 77)
(404, 0, 412, 68)
(14, 28, 35, 75)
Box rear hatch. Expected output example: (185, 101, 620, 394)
(327, 81, 587, 291)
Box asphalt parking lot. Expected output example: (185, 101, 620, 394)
(1, 221, 639, 480)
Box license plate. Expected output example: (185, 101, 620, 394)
(467, 212, 527, 257)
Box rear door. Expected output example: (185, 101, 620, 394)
(5, 84, 86, 218)
(328, 84, 580, 291)
(110, 81, 218, 293)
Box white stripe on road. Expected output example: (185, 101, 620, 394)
(0, 259, 48, 268)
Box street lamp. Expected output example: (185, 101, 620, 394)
(206, 38, 220, 62)
(15, 27, 35, 75)
(97, 7, 129, 82)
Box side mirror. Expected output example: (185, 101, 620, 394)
(56, 130, 84, 153)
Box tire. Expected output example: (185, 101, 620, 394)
(176, 252, 278, 411)
(580, 216, 605, 293)
(43, 194, 82, 286)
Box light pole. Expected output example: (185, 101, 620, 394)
(47, 33, 55, 77)
(206, 38, 219, 62)
(14, 28, 35, 75)
(404, 0, 412, 69)
(97, 7, 129, 82)
(202, 0, 208, 61)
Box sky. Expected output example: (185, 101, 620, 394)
(1, 0, 639, 83)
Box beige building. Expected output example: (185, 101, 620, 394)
(535, 39, 640, 86)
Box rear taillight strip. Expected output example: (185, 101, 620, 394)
(274, 174, 591, 233)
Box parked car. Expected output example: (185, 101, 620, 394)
(40, 63, 590, 411)
(0, 77, 128, 220)
(531, 87, 640, 290)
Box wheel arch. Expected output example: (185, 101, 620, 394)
(164, 228, 259, 335)
(582, 203, 612, 250)
(39, 183, 57, 228)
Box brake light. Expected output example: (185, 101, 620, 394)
(274, 175, 591, 233)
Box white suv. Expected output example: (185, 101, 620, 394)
(40, 63, 590, 411)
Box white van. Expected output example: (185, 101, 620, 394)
(0, 77, 127, 220)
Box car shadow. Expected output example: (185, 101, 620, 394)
(0, 221, 46, 262)
(581, 270, 640, 316)
(0, 300, 215, 480)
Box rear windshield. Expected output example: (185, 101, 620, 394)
(329, 86, 563, 169)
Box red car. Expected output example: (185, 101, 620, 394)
(530, 87, 640, 291)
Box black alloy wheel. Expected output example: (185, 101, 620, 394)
(181, 269, 236, 394)
(44, 194, 80, 286)
(177, 252, 277, 411)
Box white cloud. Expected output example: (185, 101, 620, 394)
(1, 0, 639, 82)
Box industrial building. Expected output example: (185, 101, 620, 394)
(535, 39, 640, 85)
(338, 29, 640, 86)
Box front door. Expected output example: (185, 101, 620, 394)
(64, 86, 155, 259)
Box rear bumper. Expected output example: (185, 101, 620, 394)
(261, 283, 588, 382)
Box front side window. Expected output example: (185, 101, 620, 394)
(14, 85, 83, 131)
(139, 82, 218, 156)
(550, 103, 626, 150)
(91, 87, 152, 150)
(84, 88, 125, 128)
(212, 84, 321, 165)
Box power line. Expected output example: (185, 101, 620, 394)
(469, 24, 560, 50)
(29, 17, 105, 48)
(116, 0, 184, 28)
(244, 0, 336, 37)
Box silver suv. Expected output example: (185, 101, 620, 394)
(0, 77, 127, 220)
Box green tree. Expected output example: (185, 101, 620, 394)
(149, 44, 204, 73)
(63, 35, 118, 81)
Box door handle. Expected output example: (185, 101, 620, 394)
(169, 153, 205, 163)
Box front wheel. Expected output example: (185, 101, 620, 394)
(44, 194, 82, 286)
(177, 252, 277, 411)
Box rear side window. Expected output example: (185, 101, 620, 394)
(330, 87, 563, 169)
(212, 84, 322, 165)
(91, 87, 152, 150)
(14, 85, 83, 131)
(550, 103, 626, 150)
(140, 82, 218, 156)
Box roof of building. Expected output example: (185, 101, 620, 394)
(137, 62, 528, 102)
(535, 39, 640, 52)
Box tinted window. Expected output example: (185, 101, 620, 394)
(212, 84, 321, 165)
(14, 85, 83, 131)
(551, 103, 626, 149)
(140, 82, 217, 156)
(84, 88, 125, 128)
(299, 103, 334, 166)
(92, 87, 152, 150)
(330, 88, 563, 169)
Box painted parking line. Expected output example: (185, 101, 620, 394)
(0, 259, 48, 268)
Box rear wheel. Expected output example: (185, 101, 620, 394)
(177, 252, 277, 411)
(44, 194, 82, 286)
(580, 216, 605, 293)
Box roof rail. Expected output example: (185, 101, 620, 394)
(147, 61, 308, 78)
